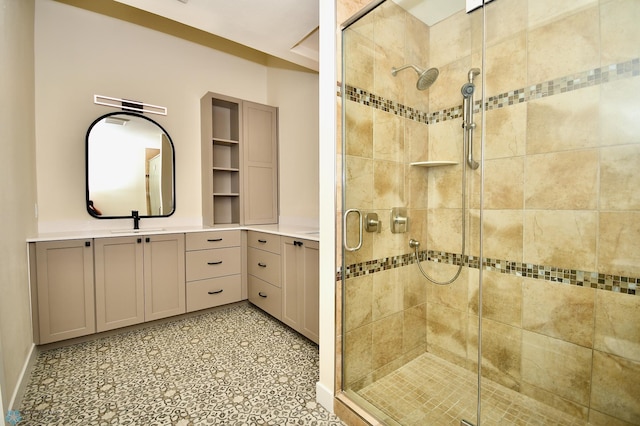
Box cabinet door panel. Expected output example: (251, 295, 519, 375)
(245, 166, 276, 223)
(35, 240, 95, 344)
(281, 239, 301, 330)
(243, 101, 278, 225)
(280, 238, 319, 344)
(301, 241, 319, 343)
(244, 103, 276, 163)
(94, 237, 144, 332)
(144, 234, 186, 321)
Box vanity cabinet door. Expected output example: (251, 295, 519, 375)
(144, 233, 186, 321)
(34, 240, 95, 344)
(94, 237, 144, 332)
(243, 101, 278, 225)
(281, 237, 319, 344)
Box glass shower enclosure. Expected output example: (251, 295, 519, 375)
(339, 0, 640, 425)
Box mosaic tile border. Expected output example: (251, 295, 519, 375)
(340, 58, 640, 297)
(338, 250, 638, 296)
(342, 57, 640, 124)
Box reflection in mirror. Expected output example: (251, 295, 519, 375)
(86, 112, 175, 218)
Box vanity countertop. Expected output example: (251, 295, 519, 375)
(26, 224, 320, 243)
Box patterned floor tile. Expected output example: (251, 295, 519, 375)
(19, 303, 344, 426)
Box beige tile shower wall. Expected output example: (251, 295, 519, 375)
(424, 1, 640, 424)
(341, 1, 433, 392)
(339, 0, 640, 425)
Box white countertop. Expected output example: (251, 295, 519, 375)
(26, 224, 320, 243)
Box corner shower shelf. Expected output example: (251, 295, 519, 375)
(410, 161, 458, 167)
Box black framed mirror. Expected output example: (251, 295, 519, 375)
(86, 112, 175, 219)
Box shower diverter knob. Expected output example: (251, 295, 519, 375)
(390, 207, 408, 233)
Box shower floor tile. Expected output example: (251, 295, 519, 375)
(357, 352, 585, 426)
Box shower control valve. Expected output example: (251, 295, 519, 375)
(365, 212, 381, 233)
(390, 207, 408, 233)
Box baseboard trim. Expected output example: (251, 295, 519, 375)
(9, 343, 37, 410)
(316, 380, 334, 413)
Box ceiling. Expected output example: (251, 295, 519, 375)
(109, 0, 470, 73)
(113, 0, 320, 71)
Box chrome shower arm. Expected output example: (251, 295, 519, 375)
(391, 64, 420, 76)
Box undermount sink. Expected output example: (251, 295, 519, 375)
(110, 228, 165, 234)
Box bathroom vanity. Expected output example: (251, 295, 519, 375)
(29, 93, 317, 346)
(28, 226, 319, 345)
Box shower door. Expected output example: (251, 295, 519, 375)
(340, 1, 640, 425)
(341, 1, 483, 424)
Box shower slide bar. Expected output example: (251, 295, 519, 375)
(461, 68, 480, 170)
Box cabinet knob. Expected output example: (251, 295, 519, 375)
(258, 292, 267, 298)
(85, 241, 91, 247)
(145, 237, 150, 243)
(258, 262, 267, 268)
(294, 240, 303, 247)
(207, 238, 223, 242)
(137, 238, 142, 244)
(208, 289, 223, 295)
(207, 261, 223, 265)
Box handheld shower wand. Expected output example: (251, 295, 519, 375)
(462, 68, 480, 170)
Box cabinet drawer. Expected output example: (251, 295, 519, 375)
(186, 230, 240, 251)
(247, 247, 281, 286)
(186, 275, 241, 312)
(248, 275, 281, 319)
(186, 247, 241, 281)
(247, 231, 280, 254)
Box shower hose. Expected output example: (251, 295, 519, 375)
(411, 138, 470, 286)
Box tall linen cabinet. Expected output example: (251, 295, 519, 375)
(201, 92, 278, 226)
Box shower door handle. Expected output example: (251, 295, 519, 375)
(343, 208, 363, 252)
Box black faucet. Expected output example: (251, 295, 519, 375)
(132, 210, 140, 230)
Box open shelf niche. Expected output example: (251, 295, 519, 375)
(201, 95, 242, 225)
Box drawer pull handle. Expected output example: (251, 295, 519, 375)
(207, 238, 223, 242)
(208, 261, 223, 265)
(258, 262, 267, 267)
(208, 289, 223, 295)
(258, 239, 267, 243)
(258, 292, 268, 298)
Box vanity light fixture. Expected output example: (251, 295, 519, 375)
(93, 95, 168, 116)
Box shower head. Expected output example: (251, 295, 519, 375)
(391, 64, 439, 90)
(461, 82, 475, 98)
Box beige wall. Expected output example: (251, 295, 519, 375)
(267, 59, 320, 226)
(0, 0, 38, 412)
(34, 0, 319, 233)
